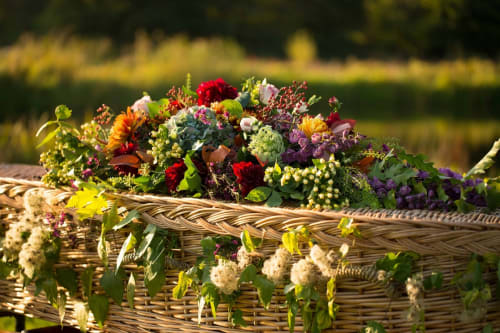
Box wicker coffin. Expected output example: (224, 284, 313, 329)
(0, 165, 499, 333)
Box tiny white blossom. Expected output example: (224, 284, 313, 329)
(240, 117, 258, 133)
(293, 101, 309, 113)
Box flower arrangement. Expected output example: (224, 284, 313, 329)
(37, 75, 499, 213)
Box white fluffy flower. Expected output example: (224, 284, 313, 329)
(309, 245, 335, 278)
(18, 226, 47, 278)
(23, 189, 46, 217)
(259, 80, 279, 105)
(74, 301, 89, 332)
(239, 117, 258, 133)
(237, 246, 253, 270)
(210, 259, 239, 295)
(131, 95, 152, 115)
(262, 247, 292, 284)
(290, 259, 318, 286)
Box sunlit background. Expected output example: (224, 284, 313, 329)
(0, 0, 499, 173)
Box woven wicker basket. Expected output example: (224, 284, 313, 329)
(0, 165, 499, 333)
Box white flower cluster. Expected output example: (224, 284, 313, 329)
(23, 189, 46, 217)
(210, 259, 239, 295)
(405, 273, 424, 323)
(18, 226, 47, 278)
(3, 214, 35, 257)
(290, 258, 319, 286)
(309, 245, 335, 278)
(262, 247, 292, 284)
(236, 246, 253, 270)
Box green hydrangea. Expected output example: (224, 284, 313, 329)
(248, 125, 285, 164)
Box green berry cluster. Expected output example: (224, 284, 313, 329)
(40, 130, 97, 186)
(264, 155, 350, 210)
(148, 124, 184, 168)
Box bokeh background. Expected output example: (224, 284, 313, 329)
(0, 0, 499, 172)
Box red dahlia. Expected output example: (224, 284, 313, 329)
(196, 78, 238, 106)
(232, 161, 265, 197)
(165, 160, 187, 192)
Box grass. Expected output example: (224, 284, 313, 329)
(0, 33, 498, 171)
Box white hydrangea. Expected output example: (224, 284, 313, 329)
(237, 246, 253, 270)
(290, 259, 318, 286)
(309, 245, 335, 278)
(18, 226, 48, 278)
(262, 247, 292, 284)
(405, 273, 424, 323)
(23, 189, 46, 217)
(3, 213, 38, 257)
(210, 259, 239, 295)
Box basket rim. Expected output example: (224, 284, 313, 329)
(1, 174, 499, 229)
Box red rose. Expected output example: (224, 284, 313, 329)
(112, 143, 139, 176)
(196, 78, 238, 106)
(326, 112, 356, 134)
(325, 112, 340, 127)
(232, 161, 265, 197)
(165, 160, 187, 192)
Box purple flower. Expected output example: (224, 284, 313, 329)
(289, 129, 306, 144)
(399, 185, 412, 196)
(382, 144, 390, 153)
(311, 133, 322, 144)
(385, 179, 397, 191)
(439, 168, 462, 180)
(298, 137, 310, 149)
(417, 170, 429, 179)
(82, 168, 93, 179)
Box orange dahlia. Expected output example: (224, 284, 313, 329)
(106, 107, 144, 152)
(298, 115, 329, 139)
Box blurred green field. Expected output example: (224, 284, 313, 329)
(0, 34, 499, 171)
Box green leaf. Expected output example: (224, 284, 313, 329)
(253, 275, 275, 309)
(89, 294, 109, 328)
(116, 233, 137, 271)
(455, 198, 475, 213)
(383, 190, 397, 209)
(328, 300, 339, 319)
(113, 210, 140, 231)
(220, 99, 243, 118)
(482, 323, 494, 333)
(241, 229, 258, 253)
(466, 139, 500, 178)
(201, 282, 220, 318)
(286, 293, 298, 333)
(102, 203, 119, 232)
(100, 270, 124, 306)
(66, 187, 108, 220)
(239, 264, 257, 283)
(362, 321, 387, 333)
(36, 127, 59, 148)
(41, 277, 58, 306)
(55, 105, 72, 120)
(282, 230, 300, 255)
(146, 102, 161, 118)
(266, 190, 283, 207)
(200, 236, 217, 258)
(337, 217, 361, 238)
(35, 120, 58, 137)
(56, 291, 67, 325)
(424, 271, 443, 290)
(97, 232, 108, 268)
(327, 277, 336, 301)
(290, 192, 304, 200)
(80, 267, 94, 300)
(178, 154, 202, 194)
(316, 308, 332, 330)
(55, 268, 78, 296)
(0, 262, 15, 279)
(398, 152, 438, 177)
(144, 234, 166, 298)
(136, 225, 157, 259)
(127, 273, 136, 309)
(437, 185, 449, 201)
(245, 186, 272, 202)
(172, 271, 192, 299)
(231, 309, 248, 327)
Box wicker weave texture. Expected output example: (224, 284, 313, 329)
(0, 171, 500, 332)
